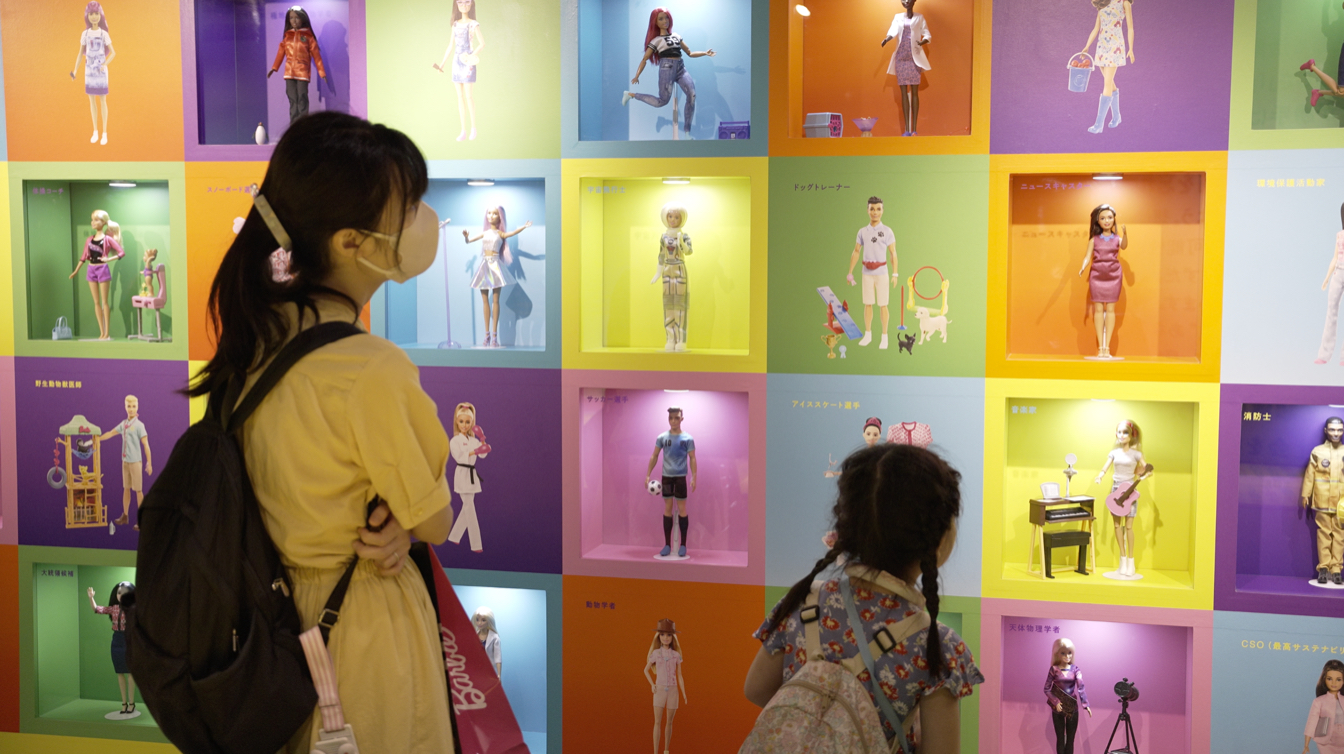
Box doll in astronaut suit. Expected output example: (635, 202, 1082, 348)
(1304, 417, 1344, 585)
(652, 202, 693, 352)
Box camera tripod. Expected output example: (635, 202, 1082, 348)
(1104, 696, 1140, 754)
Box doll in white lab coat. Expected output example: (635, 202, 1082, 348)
(881, 0, 931, 136)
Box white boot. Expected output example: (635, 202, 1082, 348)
(879, 334, 889, 350)
(1124, 557, 1134, 576)
(1127, 557, 1138, 576)
(858, 331, 872, 346)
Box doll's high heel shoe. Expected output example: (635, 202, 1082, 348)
(128, 702, 135, 714)
(1302, 59, 1317, 71)
(457, 131, 467, 142)
(120, 703, 129, 715)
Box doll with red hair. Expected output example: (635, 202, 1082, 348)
(621, 8, 716, 139)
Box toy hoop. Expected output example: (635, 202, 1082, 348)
(47, 466, 66, 489)
(906, 266, 950, 317)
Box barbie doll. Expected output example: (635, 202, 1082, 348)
(1077, 204, 1128, 359)
(69, 210, 125, 341)
(98, 395, 151, 531)
(268, 6, 327, 124)
(1299, 4, 1344, 110)
(1044, 638, 1092, 754)
(846, 196, 898, 349)
(1316, 203, 1344, 365)
(434, 0, 485, 142)
(1306, 660, 1344, 754)
(448, 402, 490, 552)
(462, 206, 530, 348)
(644, 619, 687, 754)
(1078, 0, 1135, 134)
(1092, 419, 1150, 578)
(881, 0, 931, 136)
(621, 8, 716, 139)
(1302, 417, 1344, 585)
(69, 2, 115, 145)
(862, 417, 883, 447)
(652, 202, 693, 351)
(137, 248, 158, 298)
(472, 606, 502, 677)
(646, 407, 696, 557)
(88, 582, 137, 716)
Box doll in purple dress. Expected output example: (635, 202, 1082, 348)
(1076, 204, 1128, 359)
(69, 2, 115, 145)
(1045, 637, 1091, 754)
(69, 209, 125, 341)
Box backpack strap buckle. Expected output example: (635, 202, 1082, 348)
(874, 626, 896, 654)
(800, 604, 820, 624)
(318, 608, 341, 631)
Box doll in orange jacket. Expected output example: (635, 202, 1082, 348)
(267, 6, 327, 124)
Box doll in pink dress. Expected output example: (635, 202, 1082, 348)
(1306, 659, 1344, 754)
(1077, 204, 1128, 359)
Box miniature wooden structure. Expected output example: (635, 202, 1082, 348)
(57, 415, 104, 529)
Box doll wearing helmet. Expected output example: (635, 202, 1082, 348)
(653, 202, 693, 351)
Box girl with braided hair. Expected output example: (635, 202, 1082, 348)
(744, 444, 983, 753)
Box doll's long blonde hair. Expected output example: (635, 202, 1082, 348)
(1051, 637, 1076, 667)
(647, 631, 684, 661)
(453, 402, 476, 437)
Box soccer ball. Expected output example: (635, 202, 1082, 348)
(647, 478, 663, 497)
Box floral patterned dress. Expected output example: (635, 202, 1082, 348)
(755, 573, 984, 746)
(1094, 2, 1128, 67)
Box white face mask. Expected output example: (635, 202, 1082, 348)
(357, 201, 440, 284)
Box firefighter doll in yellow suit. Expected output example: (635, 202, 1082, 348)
(1303, 417, 1344, 585)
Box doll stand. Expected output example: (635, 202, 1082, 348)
(104, 709, 142, 720)
(1306, 578, 1344, 590)
(1083, 354, 1125, 361)
(653, 530, 690, 561)
(1102, 568, 1143, 581)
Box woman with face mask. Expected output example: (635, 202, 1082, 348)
(188, 112, 455, 753)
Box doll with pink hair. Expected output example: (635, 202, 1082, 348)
(69, 2, 116, 145)
(463, 205, 531, 348)
(621, 8, 716, 139)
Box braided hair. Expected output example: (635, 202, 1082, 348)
(765, 444, 962, 678)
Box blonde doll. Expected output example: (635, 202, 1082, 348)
(69, 210, 124, 340)
(434, 0, 485, 142)
(462, 206, 531, 348)
(644, 619, 687, 754)
(1092, 419, 1150, 577)
(448, 402, 491, 552)
(651, 202, 692, 351)
(1044, 637, 1091, 754)
(472, 606, 502, 677)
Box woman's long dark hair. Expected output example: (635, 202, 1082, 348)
(766, 444, 962, 678)
(1318, 659, 1344, 697)
(109, 581, 135, 608)
(189, 111, 427, 399)
(1089, 204, 1115, 239)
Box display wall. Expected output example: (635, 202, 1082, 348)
(2, 2, 1341, 754)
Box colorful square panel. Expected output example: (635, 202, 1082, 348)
(0, 357, 16, 548)
(983, 379, 1220, 610)
(562, 0, 768, 157)
(978, 599, 1212, 754)
(14, 358, 190, 552)
(366, 0, 559, 161)
(1222, 149, 1344, 386)
(989, 0, 1233, 154)
(561, 370, 765, 585)
(562, 157, 768, 373)
(368, 159, 561, 370)
(561, 575, 762, 753)
(987, 153, 1226, 383)
(766, 0, 991, 156)
(1216, 384, 1344, 618)
(765, 155, 988, 377)
(181, 0, 366, 160)
(420, 366, 561, 575)
(763, 373, 984, 598)
(1, 0, 185, 161)
(8, 163, 189, 362)
(1211, 611, 1344, 754)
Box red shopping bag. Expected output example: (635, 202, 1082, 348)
(413, 543, 530, 754)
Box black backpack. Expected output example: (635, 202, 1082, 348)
(126, 322, 364, 754)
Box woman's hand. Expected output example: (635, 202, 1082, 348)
(1093, 474, 1103, 485)
(1054, 701, 1063, 712)
(462, 229, 470, 241)
(1127, 49, 1135, 64)
(631, 74, 641, 85)
(355, 503, 412, 577)
(69, 270, 78, 280)
(523, 221, 532, 229)
(1085, 707, 1092, 718)
(882, 36, 892, 46)
(919, 38, 930, 45)
(88, 587, 95, 598)
(705, 49, 716, 57)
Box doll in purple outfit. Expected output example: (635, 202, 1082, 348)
(1077, 204, 1128, 359)
(1045, 637, 1091, 754)
(1306, 659, 1344, 754)
(69, 209, 125, 341)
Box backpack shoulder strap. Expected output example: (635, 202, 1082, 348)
(840, 572, 930, 754)
(221, 321, 365, 432)
(798, 580, 825, 661)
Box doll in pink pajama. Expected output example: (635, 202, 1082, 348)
(1305, 659, 1344, 754)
